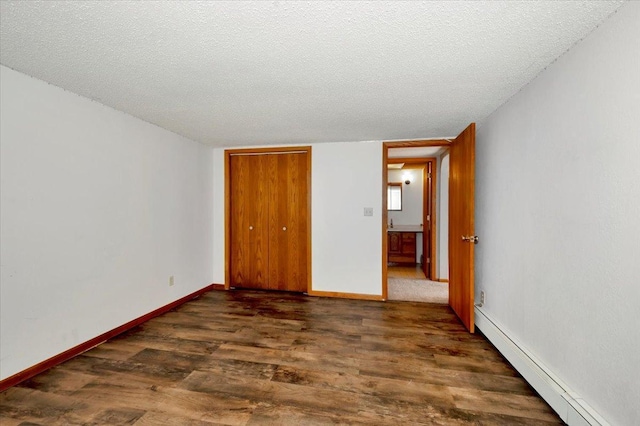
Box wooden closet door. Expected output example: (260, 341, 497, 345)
(267, 152, 309, 292)
(230, 154, 269, 289)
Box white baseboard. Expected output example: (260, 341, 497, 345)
(474, 306, 609, 426)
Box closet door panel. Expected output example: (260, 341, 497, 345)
(268, 153, 308, 292)
(230, 154, 269, 289)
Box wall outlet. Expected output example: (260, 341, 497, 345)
(480, 291, 485, 305)
(364, 207, 373, 216)
(169, 275, 174, 286)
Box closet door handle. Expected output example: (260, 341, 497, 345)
(282, 226, 287, 231)
(249, 226, 254, 231)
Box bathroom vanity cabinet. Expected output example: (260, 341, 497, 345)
(387, 231, 417, 263)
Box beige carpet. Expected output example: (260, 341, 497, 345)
(388, 278, 448, 304)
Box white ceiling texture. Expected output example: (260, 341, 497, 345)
(0, 1, 625, 147)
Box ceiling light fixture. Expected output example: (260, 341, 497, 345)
(402, 172, 412, 185)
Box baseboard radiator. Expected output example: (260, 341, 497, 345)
(475, 306, 610, 426)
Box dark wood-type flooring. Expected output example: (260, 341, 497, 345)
(0, 290, 562, 425)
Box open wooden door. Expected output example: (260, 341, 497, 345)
(422, 163, 431, 279)
(449, 123, 476, 332)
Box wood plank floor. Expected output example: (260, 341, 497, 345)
(388, 263, 427, 280)
(0, 290, 562, 425)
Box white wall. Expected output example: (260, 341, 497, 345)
(475, 3, 640, 425)
(388, 168, 423, 263)
(0, 66, 214, 380)
(212, 141, 383, 296)
(437, 152, 449, 280)
(387, 169, 423, 226)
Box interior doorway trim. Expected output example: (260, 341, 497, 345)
(387, 157, 438, 280)
(224, 146, 312, 292)
(384, 139, 451, 148)
(382, 140, 450, 300)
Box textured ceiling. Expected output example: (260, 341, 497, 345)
(0, 1, 625, 147)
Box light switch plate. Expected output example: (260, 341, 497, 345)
(364, 207, 374, 216)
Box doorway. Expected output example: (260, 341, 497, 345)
(383, 143, 450, 303)
(382, 124, 477, 332)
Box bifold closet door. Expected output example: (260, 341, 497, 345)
(267, 152, 308, 292)
(229, 154, 269, 289)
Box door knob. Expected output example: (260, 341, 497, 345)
(249, 226, 253, 230)
(461, 235, 478, 244)
(282, 226, 287, 231)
